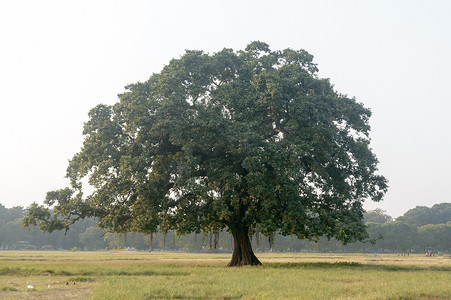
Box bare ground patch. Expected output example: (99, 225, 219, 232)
(0, 281, 93, 300)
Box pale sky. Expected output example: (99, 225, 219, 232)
(1, 0, 450, 218)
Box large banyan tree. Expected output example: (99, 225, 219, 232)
(24, 42, 387, 266)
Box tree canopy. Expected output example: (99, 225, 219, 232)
(24, 42, 387, 266)
(396, 203, 451, 226)
(364, 208, 393, 224)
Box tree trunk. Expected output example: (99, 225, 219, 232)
(149, 232, 153, 252)
(227, 227, 261, 267)
(163, 232, 166, 252)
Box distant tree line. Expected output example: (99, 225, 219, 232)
(0, 203, 449, 253)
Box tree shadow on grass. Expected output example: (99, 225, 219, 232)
(262, 262, 451, 272)
(0, 266, 189, 277)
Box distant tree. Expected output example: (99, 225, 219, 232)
(364, 208, 393, 224)
(4, 219, 32, 248)
(23, 42, 387, 266)
(0, 204, 7, 220)
(417, 222, 451, 252)
(0, 205, 25, 223)
(397, 203, 451, 226)
(8, 206, 25, 220)
(429, 203, 451, 224)
(369, 221, 417, 252)
(0, 219, 6, 248)
(104, 232, 127, 249)
(79, 226, 108, 250)
(397, 206, 433, 226)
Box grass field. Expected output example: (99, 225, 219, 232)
(0, 250, 450, 299)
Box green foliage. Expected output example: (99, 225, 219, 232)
(0, 204, 24, 222)
(363, 208, 393, 224)
(397, 203, 451, 226)
(79, 226, 108, 250)
(0, 214, 32, 249)
(103, 232, 127, 249)
(367, 221, 418, 251)
(22, 190, 77, 233)
(23, 42, 387, 261)
(418, 222, 451, 251)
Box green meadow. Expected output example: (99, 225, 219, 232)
(0, 251, 450, 299)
